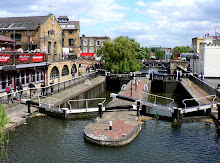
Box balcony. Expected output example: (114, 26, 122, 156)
(0, 51, 48, 66)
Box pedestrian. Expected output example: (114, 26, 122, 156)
(41, 82, 46, 97)
(17, 81, 23, 101)
(50, 79, 54, 95)
(6, 84, 13, 104)
(29, 82, 35, 98)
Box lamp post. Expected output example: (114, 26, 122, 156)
(193, 46, 196, 74)
(130, 72, 133, 97)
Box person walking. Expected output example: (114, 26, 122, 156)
(28, 82, 35, 98)
(17, 82, 23, 101)
(50, 79, 54, 95)
(6, 84, 13, 104)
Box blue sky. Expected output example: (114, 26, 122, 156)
(1, 0, 220, 48)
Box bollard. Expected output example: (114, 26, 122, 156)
(98, 103, 102, 118)
(27, 100, 31, 113)
(140, 105, 146, 115)
(137, 100, 140, 116)
(109, 121, 112, 130)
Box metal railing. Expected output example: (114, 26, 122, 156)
(0, 72, 98, 106)
(39, 96, 62, 111)
(67, 98, 106, 110)
(182, 95, 216, 110)
(140, 92, 175, 110)
(189, 74, 217, 95)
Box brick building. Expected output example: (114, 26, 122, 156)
(0, 14, 62, 60)
(80, 35, 110, 57)
(58, 16, 80, 58)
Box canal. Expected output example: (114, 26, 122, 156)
(2, 70, 220, 162)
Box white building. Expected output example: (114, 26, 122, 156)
(194, 43, 220, 78)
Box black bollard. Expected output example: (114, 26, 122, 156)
(137, 100, 140, 116)
(109, 121, 112, 130)
(27, 100, 31, 113)
(98, 103, 102, 118)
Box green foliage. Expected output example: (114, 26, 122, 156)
(0, 105, 9, 157)
(98, 36, 140, 73)
(155, 50, 165, 60)
(173, 46, 190, 54)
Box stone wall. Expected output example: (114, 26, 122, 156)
(170, 60, 189, 74)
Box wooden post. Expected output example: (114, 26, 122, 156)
(172, 108, 181, 121)
(206, 108, 211, 116)
(98, 103, 102, 118)
(109, 121, 112, 130)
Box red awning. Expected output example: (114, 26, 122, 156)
(80, 53, 93, 56)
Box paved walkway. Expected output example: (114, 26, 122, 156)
(181, 78, 218, 119)
(84, 77, 149, 146)
(3, 76, 105, 130)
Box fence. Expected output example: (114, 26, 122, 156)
(189, 75, 218, 95)
(0, 72, 98, 105)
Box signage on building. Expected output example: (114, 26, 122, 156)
(0, 54, 10, 62)
(19, 54, 31, 61)
(32, 53, 43, 62)
(2, 65, 16, 71)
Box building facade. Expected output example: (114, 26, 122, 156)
(194, 43, 220, 78)
(58, 16, 80, 58)
(0, 14, 63, 60)
(80, 35, 110, 57)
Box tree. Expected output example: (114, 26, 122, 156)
(98, 36, 140, 74)
(156, 50, 165, 60)
(173, 46, 191, 54)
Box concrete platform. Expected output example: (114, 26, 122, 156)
(84, 78, 149, 146)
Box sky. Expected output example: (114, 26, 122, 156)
(1, 0, 220, 48)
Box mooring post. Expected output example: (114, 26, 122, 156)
(109, 121, 112, 130)
(27, 100, 31, 113)
(137, 100, 140, 116)
(62, 108, 68, 119)
(98, 103, 102, 118)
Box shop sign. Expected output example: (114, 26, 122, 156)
(19, 54, 31, 61)
(0, 54, 10, 62)
(32, 53, 43, 62)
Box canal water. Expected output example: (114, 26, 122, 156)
(3, 117, 220, 162)
(2, 70, 220, 162)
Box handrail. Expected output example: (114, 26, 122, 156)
(67, 98, 106, 110)
(141, 92, 175, 109)
(38, 95, 62, 111)
(182, 95, 216, 110)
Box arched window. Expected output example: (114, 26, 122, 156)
(50, 66, 59, 79)
(71, 64, 77, 78)
(62, 65, 69, 76)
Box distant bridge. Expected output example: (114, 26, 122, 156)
(142, 60, 170, 69)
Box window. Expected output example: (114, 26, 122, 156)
(89, 39, 94, 46)
(69, 39, 74, 46)
(83, 47, 87, 53)
(83, 39, 88, 46)
(62, 39, 64, 47)
(50, 66, 59, 79)
(54, 42, 57, 54)
(89, 47, 94, 53)
(1, 74, 6, 89)
(11, 33, 21, 40)
(48, 41, 51, 54)
(69, 30, 74, 34)
(32, 70, 36, 82)
(15, 72, 20, 86)
(26, 71, 29, 84)
(21, 71, 25, 84)
(97, 40, 100, 46)
(62, 65, 69, 76)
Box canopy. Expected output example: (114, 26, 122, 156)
(80, 53, 93, 57)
